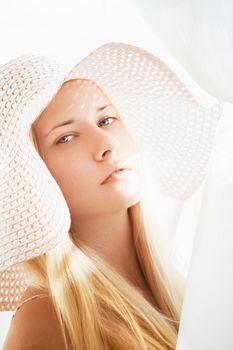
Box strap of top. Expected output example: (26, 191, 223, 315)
(12, 293, 49, 320)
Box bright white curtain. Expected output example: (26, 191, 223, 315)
(132, 1, 233, 348)
(133, 0, 233, 104)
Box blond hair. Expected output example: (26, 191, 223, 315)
(22, 98, 185, 350)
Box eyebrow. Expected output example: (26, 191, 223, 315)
(45, 104, 113, 138)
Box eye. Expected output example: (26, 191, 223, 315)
(56, 134, 75, 144)
(56, 116, 117, 145)
(99, 116, 116, 127)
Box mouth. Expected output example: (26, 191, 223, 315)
(101, 167, 131, 184)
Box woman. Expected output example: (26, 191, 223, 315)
(1, 42, 221, 349)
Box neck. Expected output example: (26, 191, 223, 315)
(70, 207, 145, 288)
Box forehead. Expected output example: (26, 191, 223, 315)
(57, 79, 109, 105)
(33, 79, 111, 129)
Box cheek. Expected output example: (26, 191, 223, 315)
(42, 153, 82, 192)
(47, 160, 90, 212)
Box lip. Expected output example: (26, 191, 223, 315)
(101, 167, 131, 185)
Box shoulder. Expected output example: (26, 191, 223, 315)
(3, 287, 67, 350)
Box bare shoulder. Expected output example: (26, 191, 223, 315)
(3, 287, 67, 350)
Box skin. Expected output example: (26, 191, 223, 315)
(32, 79, 150, 294)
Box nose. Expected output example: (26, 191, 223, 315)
(91, 128, 120, 162)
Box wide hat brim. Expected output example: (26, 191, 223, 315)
(0, 42, 222, 311)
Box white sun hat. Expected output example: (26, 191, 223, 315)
(0, 42, 222, 311)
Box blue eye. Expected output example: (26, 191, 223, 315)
(56, 116, 116, 145)
(99, 116, 115, 127)
(56, 135, 74, 144)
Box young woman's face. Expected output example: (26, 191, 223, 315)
(32, 79, 142, 220)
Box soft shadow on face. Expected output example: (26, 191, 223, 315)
(32, 79, 142, 221)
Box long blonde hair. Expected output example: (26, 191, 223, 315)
(21, 101, 186, 350)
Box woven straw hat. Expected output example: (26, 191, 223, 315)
(0, 42, 222, 311)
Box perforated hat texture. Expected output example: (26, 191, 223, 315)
(0, 42, 222, 311)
